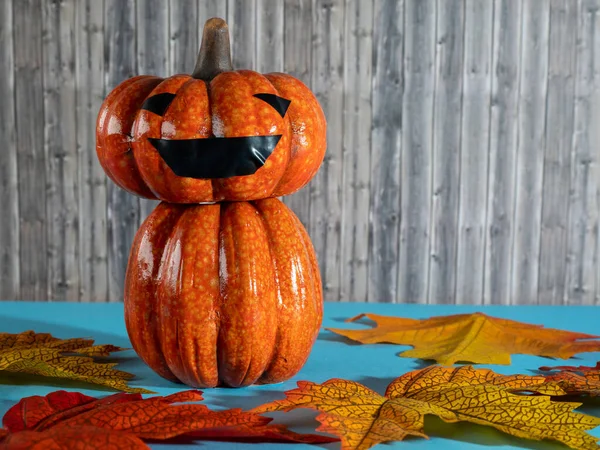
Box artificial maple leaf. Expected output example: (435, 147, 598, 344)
(541, 362, 600, 372)
(328, 312, 600, 365)
(543, 371, 600, 397)
(538, 363, 600, 397)
(0, 331, 152, 394)
(253, 365, 600, 450)
(0, 389, 336, 449)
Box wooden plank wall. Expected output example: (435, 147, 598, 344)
(0, 0, 598, 305)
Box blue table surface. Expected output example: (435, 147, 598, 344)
(0, 301, 599, 449)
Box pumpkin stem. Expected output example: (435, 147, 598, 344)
(192, 17, 233, 81)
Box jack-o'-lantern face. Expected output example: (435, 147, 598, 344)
(96, 18, 326, 203)
(144, 92, 290, 179)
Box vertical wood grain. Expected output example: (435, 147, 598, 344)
(282, 0, 313, 228)
(43, 0, 79, 301)
(0, 0, 19, 300)
(104, 0, 139, 302)
(310, 0, 345, 301)
(256, 0, 284, 73)
(483, 0, 522, 305)
(198, 1, 227, 28)
(567, 0, 600, 305)
(1, 0, 598, 305)
(368, 0, 403, 303)
(398, 0, 435, 304)
(455, 0, 493, 305)
(13, 0, 47, 300)
(538, 0, 577, 305)
(228, 0, 256, 69)
(170, 0, 198, 74)
(341, 0, 372, 302)
(136, 0, 167, 221)
(76, 0, 108, 302)
(428, 0, 464, 304)
(511, 0, 550, 305)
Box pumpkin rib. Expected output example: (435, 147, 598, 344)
(156, 207, 191, 382)
(132, 75, 196, 200)
(157, 205, 222, 387)
(97, 76, 162, 199)
(183, 204, 221, 387)
(266, 73, 327, 197)
(254, 199, 322, 383)
(124, 202, 183, 382)
(289, 209, 324, 320)
(216, 202, 278, 387)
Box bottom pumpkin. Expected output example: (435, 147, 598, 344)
(124, 198, 323, 388)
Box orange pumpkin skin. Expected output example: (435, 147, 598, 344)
(124, 198, 323, 387)
(96, 71, 326, 203)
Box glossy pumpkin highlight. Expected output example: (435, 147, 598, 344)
(96, 18, 326, 203)
(124, 198, 323, 387)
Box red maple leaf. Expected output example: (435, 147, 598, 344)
(0, 390, 336, 449)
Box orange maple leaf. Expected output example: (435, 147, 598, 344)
(539, 362, 600, 397)
(0, 389, 337, 449)
(253, 366, 600, 450)
(0, 331, 152, 393)
(328, 312, 600, 365)
(541, 362, 600, 372)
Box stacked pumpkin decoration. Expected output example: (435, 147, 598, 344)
(96, 18, 326, 388)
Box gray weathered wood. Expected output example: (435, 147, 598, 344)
(428, 0, 464, 304)
(76, 0, 108, 302)
(136, 0, 167, 221)
(398, 0, 435, 303)
(341, 0, 373, 302)
(1, 0, 599, 305)
(483, 0, 522, 305)
(198, 1, 228, 30)
(43, 0, 79, 301)
(0, 0, 19, 300)
(13, 0, 47, 301)
(256, 0, 284, 73)
(567, 0, 600, 305)
(368, 0, 403, 303)
(310, 0, 344, 301)
(105, 0, 140, 302)
(228, 0, 256, 69)
(538, 0, 577, 305)
(455, 0, 493, 305)
(281, 0, 313, 229)
(170, 0, 199, 74)
(511, 0, 550, 305)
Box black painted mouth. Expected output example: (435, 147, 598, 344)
(142, 92, 290, 179)
(147, 135, 282, 179)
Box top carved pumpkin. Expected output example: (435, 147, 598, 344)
(96, 18, 326, 203)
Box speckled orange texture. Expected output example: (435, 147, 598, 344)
(124, 198, 323, 388)
(124, 202, 185, 382)
(266, 73, 327, 197)
(96, 69, 326, 203)
(96, 75, 162, 199)
(254, 199, 322, 383)
(210, 70, 291, 200)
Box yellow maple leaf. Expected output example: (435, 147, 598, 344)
(328, 312, 600, 365)
(0, 331, 153, 393)
(253, 366, 600, 450)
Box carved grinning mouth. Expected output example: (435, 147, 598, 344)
(141, 92, 291, 179)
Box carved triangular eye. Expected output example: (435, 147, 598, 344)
(141, 93, 176, 116)
(253, 93, 291, 118)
